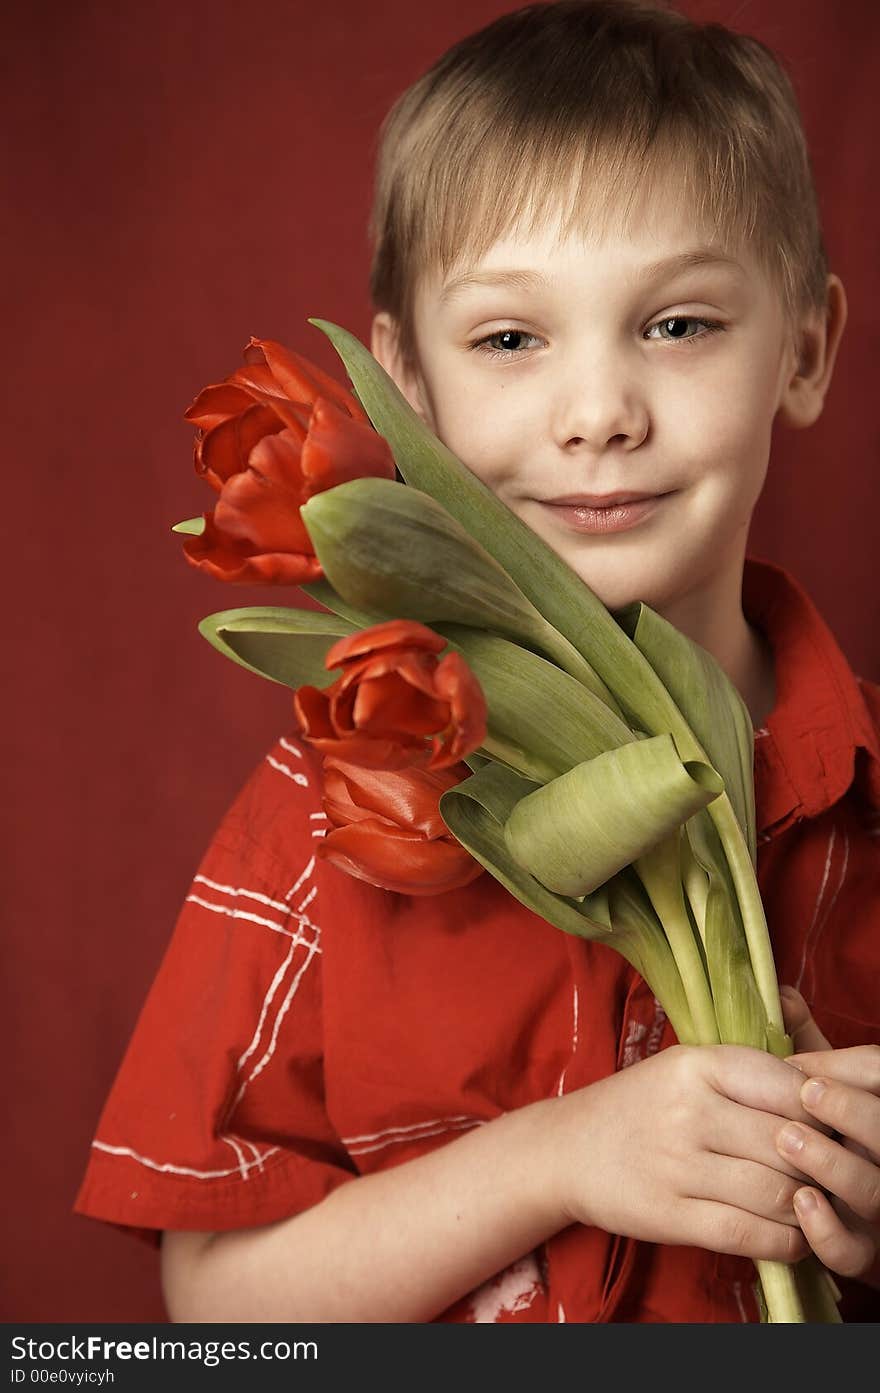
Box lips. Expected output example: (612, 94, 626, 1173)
(542, 490, 661, 507)
(536, 492, 670, 536)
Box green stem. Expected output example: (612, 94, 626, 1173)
(756, 1260, 806, 1322)
(680, 836, 710, 945)
(635, 837, 720, 1045)
(795, 1257, 843, 1322)
(707, 793, 785, 1035)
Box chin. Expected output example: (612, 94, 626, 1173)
(568, 561, 677, 615)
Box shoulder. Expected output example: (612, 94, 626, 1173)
(208, 728, 327, 874)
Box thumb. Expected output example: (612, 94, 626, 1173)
(779, 985, 831, 1054)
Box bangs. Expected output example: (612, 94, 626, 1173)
(409, 124, 760, 287)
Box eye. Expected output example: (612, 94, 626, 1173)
(473, 327, 543, 356)
(645, 316, 725, 346)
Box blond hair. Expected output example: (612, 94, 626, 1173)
(368, 0, 829, 372)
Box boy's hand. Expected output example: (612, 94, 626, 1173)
(548, 1042, 819, 1263)
(777, 986, 880, 1287)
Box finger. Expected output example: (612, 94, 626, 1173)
(712, 1096, 831, 1179)
(779, 986, 831, 1052)
(792, 1187, 877, 1279)
(686, 1199, 810, 1263)
(786, 1044, 880, 1095)
(797, 1075, 880, 1162)
(691, 1155, 803, 1226)
(708, 1043, 828, 1122)
(776, 1121, 880, 1223)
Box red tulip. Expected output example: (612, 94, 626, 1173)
(317, 756, 484, 895)
(294, 620, 488, 771)
(182, 336, 396, 584)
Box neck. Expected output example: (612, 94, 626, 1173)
(654, 548, 777, 730)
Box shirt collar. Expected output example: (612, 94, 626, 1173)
(743, 554, 880, 837)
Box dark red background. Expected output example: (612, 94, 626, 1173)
(4, 0, 878, 1321)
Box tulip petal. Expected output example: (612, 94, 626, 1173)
(300, 398, 396, 490)
(320, 764, 386, 827)
(214, 433, 315, 554)
(184, 380, 257, 428)
(321, 757, 463, 838)
(294, 684, 338, 738)
(317, 818, 483, 895)
(351, 672, 449, 737)
(244, 336, 369, 422)
(183, 548, 321, 584)
(324, 620, 445, 670)
(337, 648, 444, 702)
(197, 403, 285, 490)
(430, 651, 489, 766)
(305, 733, 429, 770)
(183, 512, 322, 585)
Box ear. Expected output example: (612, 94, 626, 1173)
(370, 312, 432, 425)
(776, 274, 848, 429)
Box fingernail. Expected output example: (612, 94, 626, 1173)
(801, 1078, 826, 1107)
(794, 1188, 818, 1214)
(778, 1125, 805, 1155)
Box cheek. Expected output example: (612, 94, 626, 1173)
(681, 358, 778, 493)
(430, 386, 528, 491)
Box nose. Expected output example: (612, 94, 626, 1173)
(551, 355, 649, 454)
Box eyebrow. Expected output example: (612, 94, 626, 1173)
(438, 248, 744, 305)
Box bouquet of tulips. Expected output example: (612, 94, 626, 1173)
(176, 326, 841, 1323)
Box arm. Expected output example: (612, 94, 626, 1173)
(162, 1043, 819, 1324)
(161, 1094, 566, 1323)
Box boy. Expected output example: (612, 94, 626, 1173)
(75, 0, 880, 1321)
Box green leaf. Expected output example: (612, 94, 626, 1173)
(433, 623, 633, 783)
(299, 577, 390, 629)
(440, 761, 615, 940)
(439, 761, 696, 1044)
(299, 476, 617, 706)
(615, 600, 757, 863)
(502, 734, 723, 898)
(172, 516, 205, 535)
(198, 607, 356, 688)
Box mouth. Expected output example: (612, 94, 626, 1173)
(536, 491, 673, 535)
(540, 490, 664, 507)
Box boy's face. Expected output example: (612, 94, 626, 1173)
(376, 190, 809, 619)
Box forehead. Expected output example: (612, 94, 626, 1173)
(427, 199, 763, 308)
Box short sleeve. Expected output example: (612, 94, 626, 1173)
(74, 731, 358, 1243)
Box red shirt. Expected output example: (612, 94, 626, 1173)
(74, 556, 880, 1322)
